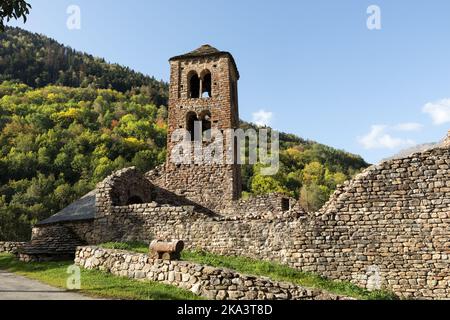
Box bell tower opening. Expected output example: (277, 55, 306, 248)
(199, 110, 212, 140)
(201, 70, 212, 98)
(188, 71, 200, 99)
(186, 111, 199, 141)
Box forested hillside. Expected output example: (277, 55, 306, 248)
(0, 27, 168, 105)
(240, 122, 368, 211)
(0, 28, 369, 241)
(0, 82, 167, 240)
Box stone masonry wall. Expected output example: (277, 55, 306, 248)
(95, 167, 153, 212)
(164, 51, 242, 211)
(222, 193, 305, 218)
(147, 166, 305, 217)
(32, 220, 94, 243)
(0, 242, 26, 254)
(75, 246, 349, 300)
(90, 145, 450, 299)
(309, 146, 450, 298)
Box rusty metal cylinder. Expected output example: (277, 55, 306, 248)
(149, 240, 184, 254)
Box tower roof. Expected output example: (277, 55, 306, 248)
(169, 44, 240, 79)
(172, 44, 221, 58)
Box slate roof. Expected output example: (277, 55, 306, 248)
(37, 190, 96, 226)
(169, 44, 240, 79)
(170, 44, 220, 59)
(20, 225, 87, 258)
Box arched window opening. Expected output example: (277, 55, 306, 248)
(201, 71, 212, 98)
(186, 112, 200, 141)
(199, 111, 212, 140)
(127, 195, 143, 205)
(188, 72, 200, 98)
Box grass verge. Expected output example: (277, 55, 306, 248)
(101, 241, 398, 300)
(0, 253, 200, 300)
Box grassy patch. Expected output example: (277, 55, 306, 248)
(101, 241, 149, 254)
(0, 253, 200, 300)
(100, 242, 397, 300)
(182, 251, 397, 300)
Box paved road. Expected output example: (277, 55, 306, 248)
(0, 270, 97, 300)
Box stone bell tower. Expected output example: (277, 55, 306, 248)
(164, 45, 242, 210)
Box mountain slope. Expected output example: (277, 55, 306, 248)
(0, 27, 168, 106)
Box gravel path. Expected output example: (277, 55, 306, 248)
(0, 270, 97, 300)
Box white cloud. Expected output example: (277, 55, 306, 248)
(422, 99, 450, 125)
(393, 122, 423, 132)
(358, 125, 416, 150)
(252, 109, 273, 126)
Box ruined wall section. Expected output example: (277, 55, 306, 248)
(28, 144, 449, 299)
(221, 193, 305, 219)
(95, 146, 450, 299)
(72, 138, 450, 299)
(307, 146, 450, 298)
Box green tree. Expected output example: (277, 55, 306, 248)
(251, 175, 289, 195)
(302, 161, 325, 185)
(299, 183, 331, 213)
(0, 0, 31, 31)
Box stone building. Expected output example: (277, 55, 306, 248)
(162, 45, 242, 209)
(14, 46, 450, 299)
(20, 45, 300, 260)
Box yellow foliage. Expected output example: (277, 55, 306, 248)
(285, 147, 302, 157)
(55, 108, 81, 119)
(124, 137, 146, 148)
(46, 93, 58, 102)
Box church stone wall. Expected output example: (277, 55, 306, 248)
(90, 145, 450, 299)
(307, 146, 450, 299)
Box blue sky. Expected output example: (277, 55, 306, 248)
(9, 0, 450, 163)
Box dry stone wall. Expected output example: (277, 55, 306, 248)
(0, 242, 25, 254)
(32, 220, 94, 244)
(20, 224, 87, 262)
(222, 193, 304, 218)
(309, 146, 450, 299)
(29, 144, 450, 299)
(88, 146, 450, 299)
(75, 246, 349, 300)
